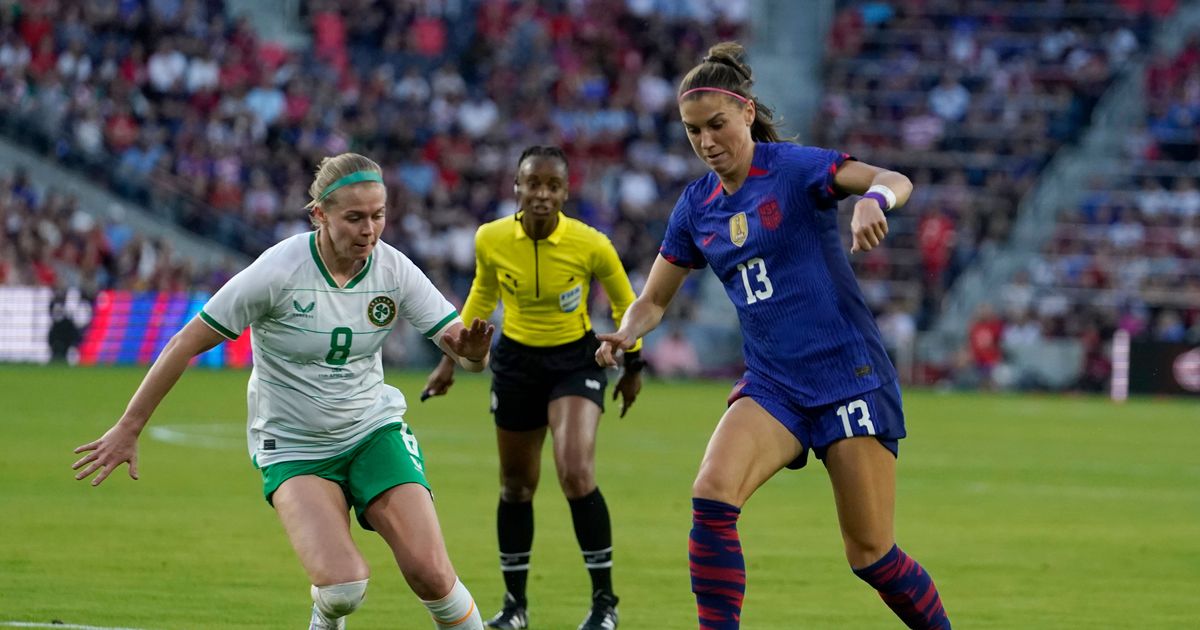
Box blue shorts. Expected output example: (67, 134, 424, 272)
(728, 378, 906, 470)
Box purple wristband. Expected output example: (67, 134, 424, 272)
(863, 191, 889, 211)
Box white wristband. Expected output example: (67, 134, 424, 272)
(866, 184, 897, 211)
(456, 354, 485, 370)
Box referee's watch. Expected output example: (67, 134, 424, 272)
(623, 350, 647, 373)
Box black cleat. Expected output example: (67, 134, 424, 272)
(578, 591, 619, 630)
(484, 592, 528, 629)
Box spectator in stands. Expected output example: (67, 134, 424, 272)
(47, 288, 83, 362)
(646, 325, 701, 377)
(877, 298, 917, 380)
(1153, 309, 1187, 342)
(967, 303, 1005, 389)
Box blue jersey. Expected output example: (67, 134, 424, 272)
(660, 142, 896, 406)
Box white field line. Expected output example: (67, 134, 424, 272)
(1, 622, 149, 630)
(146, 423, 242, 450)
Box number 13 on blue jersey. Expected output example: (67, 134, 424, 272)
(737, 257, 774, 304)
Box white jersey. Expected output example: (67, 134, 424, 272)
(199, 232, 459, 467)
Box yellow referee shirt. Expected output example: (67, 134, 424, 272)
(462, 212, 642, 351)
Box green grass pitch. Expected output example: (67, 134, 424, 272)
(0, 365, 1197, 629)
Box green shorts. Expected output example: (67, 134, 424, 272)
(260, 422, 430, 531)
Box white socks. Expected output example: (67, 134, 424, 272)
(421, 577, 484, 629)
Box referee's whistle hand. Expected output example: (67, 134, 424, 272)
(614, 371, 642, 418)
(422, 357, 457, 401)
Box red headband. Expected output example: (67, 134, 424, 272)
(679, 87, 749, 104)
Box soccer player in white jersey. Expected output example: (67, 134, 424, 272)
(73, 153, 491, 630)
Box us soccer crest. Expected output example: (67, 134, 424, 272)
(729, 212, 749, 247)
(758, 196, 782, 230)
(367, 296, 396, 327)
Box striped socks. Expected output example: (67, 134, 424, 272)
(853, 544, 950, 629)
(689, 498, 746, 630)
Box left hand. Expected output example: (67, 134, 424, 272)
(444, 317, 494, 362)
(73, 422, 141, 486)
(850, 198, 889, 253)
(612, 370, 642, 418)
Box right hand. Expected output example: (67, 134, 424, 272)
(72, 422, 140, 486)
(421, 357, 456, 401)
(595, 329, 637, 368)
(850, 198, 889, 254)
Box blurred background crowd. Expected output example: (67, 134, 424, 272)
(1, 0, 1198, 391)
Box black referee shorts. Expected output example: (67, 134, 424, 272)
(490, 331, 608, 432)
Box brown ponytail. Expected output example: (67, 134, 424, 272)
(677, 41, 782, 143)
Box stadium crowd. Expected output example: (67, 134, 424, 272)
(0, 0, 745, 324)
(974, 31, 1200, 390)
(816, 0, 1194, 390)
(819, 0, 1158, 334)
(3, 0, 1194, 390)
(0, 165, 235, 294)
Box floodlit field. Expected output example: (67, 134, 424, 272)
(0, 365, 1196, 629)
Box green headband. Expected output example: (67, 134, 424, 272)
(318, 170, 384, 201)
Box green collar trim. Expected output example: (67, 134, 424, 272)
(309, 231, 374, 289)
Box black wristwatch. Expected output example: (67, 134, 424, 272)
(623, 350, 646, 373)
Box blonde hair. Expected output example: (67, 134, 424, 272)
(305, 153, 384, 226)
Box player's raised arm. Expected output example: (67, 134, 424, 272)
(834, 160, 913, 254)
(72, 317, 225, 486)
(595, 254, 690, 368)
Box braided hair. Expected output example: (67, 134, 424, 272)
(516, 145, 569, 175)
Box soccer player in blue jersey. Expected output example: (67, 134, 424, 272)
(596, 42, 951, 630)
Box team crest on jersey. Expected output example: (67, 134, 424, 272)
(758, 197, 782, 230)
(729, 212, 749, 247)
(367, 296, 397, 327)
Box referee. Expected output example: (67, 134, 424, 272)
(423, 145, 643, 630)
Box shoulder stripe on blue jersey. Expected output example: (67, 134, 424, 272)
(824, 153, 852, 200)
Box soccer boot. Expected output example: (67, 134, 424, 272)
(483, 592, 528, 629)
(578, 590, 619, 630)
(309, 603, 346, 630)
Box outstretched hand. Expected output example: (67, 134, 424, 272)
(444, 317, 494, 363)
(850, 198, 889, 253)
(72, 423, 140, 486)
(595, 330, 636, 368)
